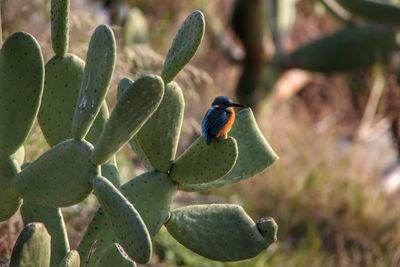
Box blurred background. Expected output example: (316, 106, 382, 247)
(2, 0, 400, 266)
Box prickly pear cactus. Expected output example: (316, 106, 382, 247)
(10, 222, 51, 267)
(1, 3, 279, 266)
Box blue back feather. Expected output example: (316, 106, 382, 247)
(201, 106, 231, 144)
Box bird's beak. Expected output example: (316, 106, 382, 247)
(229, 102, 245, 108)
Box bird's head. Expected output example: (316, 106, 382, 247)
(211, 96, 245, 108)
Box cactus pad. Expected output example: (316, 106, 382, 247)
(101, 157, 122, 187)
(51, 0, 70, 56)
(0, 32, 44, 156)
(13, 139, 98, 207)
(77, 208, 114, 267)
(336, 0, 400, 26)
(285, 25, 396, 73)
(21, 202, 69, 266)
(38, 54, 84, 146)
(161, 10, 205, 83)
(58, 250, 80, 267)
(180, 108, 278, 191)
(10, 222, 51, 267)
(122, 7, 149, 46)
(116, 77, 134, 102)
(165, 204, 277, 261)
(72, 24, 116, 140)
(169, 137, 238, 184)
(95, 244, 136, 267)
(93, 176, 152, 264)
(0, 154, 22, 221)
(91, 74, 164, 165)
(121, 171, 176, 236)
(132, 82, 185, 172)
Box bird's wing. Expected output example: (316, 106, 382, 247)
(202, 107, 231, 138)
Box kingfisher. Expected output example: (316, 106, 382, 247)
(202, 96, 245, 145)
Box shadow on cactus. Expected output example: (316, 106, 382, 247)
(0, 1, 278, 266)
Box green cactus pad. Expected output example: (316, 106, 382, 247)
(95, 244, 136, 267)
(92, 176, 152, 264)
(285, 25, 396, 73)
(180, 108, 278, 191)
(77, 208, 114, 267)
(10, 222, 51, 267)
(161, 10, 205, 83)
(72, 24, 116, 140)
(0, 32, 44, 156)
(91, 74, 164, 165)
(122, 7, 149, 46)
(51, 0, 70, 56)
(21, 202, 69, 267)
(38, 54, 84, 146)
(13, 139, 98, 207)
(132, 82, 185, 172)
(58, 250, 80, 267)
(165, 204, 278, 261)
(101, 157, 122, 187)
(0, 154, 22, 221)
(121, 171, 176, 236)
(116, 77, 133, 102)
(11, 146, 25, 167)
(169, 137, 238, 184)
(85, 101, 109, 146)
(116, 78, 153, 170)
(257, 217, 278, 241)
(336, 0, 400, 26)
(78, 171, 174, 265)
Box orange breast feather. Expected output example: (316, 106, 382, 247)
(216, 108, 235, 138)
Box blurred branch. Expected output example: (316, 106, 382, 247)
(231, 0, 267, 108)
(317, 0, 353, 24)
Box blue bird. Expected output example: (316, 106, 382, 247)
(202, 96, 244, 145)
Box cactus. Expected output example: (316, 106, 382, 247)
(0, 154, 22, 221)
(93, 176, 152, 264)
(131, 82, 185, 172)
(284, 25, 396, 73)
(38, 54, 85, 145)
(180, 108, 278, 191)
(95, 244, 136, 267)
(1, 5, 279, 266)
(165, 204, 277, 261)
(58, 251, 80, 267)
(10, 222, 51, 267)
(161, 10, 205, 83)
(72, 24, 116, 140)
(91, 74, 164, 165)
(13, 139, 99, 207)
(0, 31, 44, 156)
(122, 8, 149, 46)
(21, 203, 70, 266)
(170, 137, 238, 184)
(51, 0, 70, 56)
(336, 0, 400, 26)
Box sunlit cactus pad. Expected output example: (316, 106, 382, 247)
(13, 139, 98, 207)
(0, 32, 44, 156)
(166, 204, 278, 261)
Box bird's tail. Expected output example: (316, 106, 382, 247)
(206, 135, 212, 145)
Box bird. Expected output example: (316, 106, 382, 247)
(202, 96, 245, 145)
